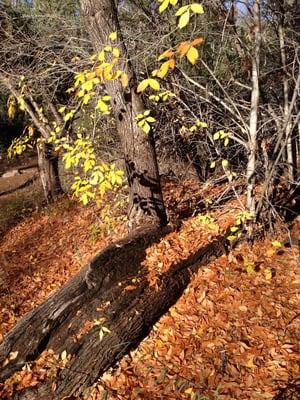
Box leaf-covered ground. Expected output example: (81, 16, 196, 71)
(0, 179, 299, 399)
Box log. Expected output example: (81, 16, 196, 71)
(0, 226, 228, 400)
(0, 174, 38, 197)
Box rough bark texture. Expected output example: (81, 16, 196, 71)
(0, 227, 228, 400)
(81, 0, 167, 230)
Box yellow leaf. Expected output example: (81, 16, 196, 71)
(98, 51, 105, 62)
(96, 99, 109, 112)
(83, 94, 91, 104)
(109, 31, 117, 40)
(159, 0, 170, 13)
(178, 10, 190, 29)
(137, 79, 149, 92)
(222, 159, 229, 167)
(190, 3, 204, 14)
(186, 46, 199, 64)
(112, 47, 120, 58)
(61, 350, 67, 361)
(264, 268, 272, 280)
(7, 100, 16, 120)
(86, 72, 96, 81)
(81, 193, 89, 205)
(148, 78, 160, 91)
(227, 235, 236, 241)
(18, 97, 26, 111)
(213, 131, 220, 140)
(146, 116, 156, 123)
(184, 387, 194, 394)
(142, 122, 151, 134)
(246, 263, 254, 274)
(58, 106, 66, 114)
(175, 5, 189, 16)
(157, 61, 170, 78)
(82, 80, 94, 92)
(271, 240, 282, 248)
(121, 73, 129, 88)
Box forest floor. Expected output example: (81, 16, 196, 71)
(0, 174, 299, 400)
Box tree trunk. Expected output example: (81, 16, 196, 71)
(80, 0, 167, 230)
(37, 143, 62, 204)
(246, 0, 261, 216)
(278, 21, 296, 183)
(0, 76, 63, 203)
(0, 228, 228, 400)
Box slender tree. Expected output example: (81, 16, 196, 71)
(246, 0, 261, 216)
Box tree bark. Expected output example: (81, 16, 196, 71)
(80, 0, 167, 230)
(37, 143, 62, 204)
(0, 227, 228, 400)
(246, 0, 261, 216)
(278, 20, 295, 182)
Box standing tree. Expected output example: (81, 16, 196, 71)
(80, 0, 168, 230)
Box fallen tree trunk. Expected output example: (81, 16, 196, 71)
(0, 226, 228, 400)
(0, 174, 38, 197)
